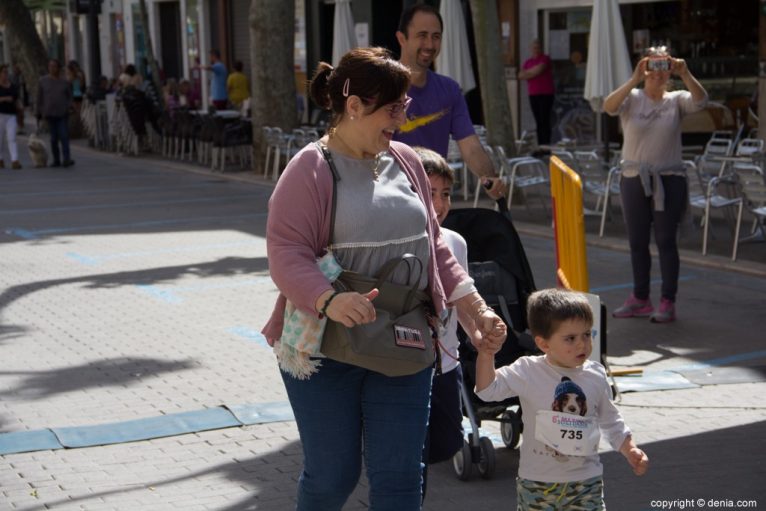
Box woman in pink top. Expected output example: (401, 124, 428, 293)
(519, 39, 555, 145)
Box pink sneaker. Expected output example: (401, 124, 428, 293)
(650, 298, 676, 323)
(612, 294, 654, 318)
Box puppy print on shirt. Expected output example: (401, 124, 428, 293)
(551, 376, 588, 416)
(543, 376, 589, 462)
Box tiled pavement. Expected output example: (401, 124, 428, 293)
(1, 140, 764, 510)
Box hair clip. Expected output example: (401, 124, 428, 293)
(342, 78, 350, 97)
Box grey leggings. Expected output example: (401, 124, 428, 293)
(620, 175, 687, 302)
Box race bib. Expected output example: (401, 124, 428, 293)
(534, 410, 600, 456)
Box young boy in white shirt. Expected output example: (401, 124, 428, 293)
(475, 288, 649, 509)
(414, 146, 481, 496)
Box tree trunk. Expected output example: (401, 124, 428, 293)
(138, 0, 165, 110)
(0, 0, 49, 109)
(250, 0, 297, 174)
(468, 0, 516, 157)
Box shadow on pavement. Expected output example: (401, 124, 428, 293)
(0, 256, 269, 329)
(602, 420, 766, 511)
(0, 357, 197, 401)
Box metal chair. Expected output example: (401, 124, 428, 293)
(598, 167, 622, 237)
(492, 145, 548, 213)
(686, 160, 743, 260)
(733, 164, 766, 247)
(695, 137, 733, 180)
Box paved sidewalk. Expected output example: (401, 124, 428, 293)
(1, 141, 765, 510)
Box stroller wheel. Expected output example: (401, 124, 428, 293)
(477, 437, 496, 479)
(500, 410, 522, 449)
(452, 439, 474, 481)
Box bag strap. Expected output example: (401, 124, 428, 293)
(316, 142, 340, 247)
(373, 253, 424, 291)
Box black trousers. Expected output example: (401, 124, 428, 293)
(529, 94, 554, 145)
(620, 174, 688, 302)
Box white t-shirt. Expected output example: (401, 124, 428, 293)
(440, 228, 468, 373)
(476, 355, 630, 483)
(616, 89, 707, 176)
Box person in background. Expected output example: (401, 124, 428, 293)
(518, 39, 555, 146)
(10, 63, 27, 135)
(394, 4, 504, 200)
(163, 78, 181, 113)
(263, 47, 507, 510)
(475, 288, 649, 509)
(119, 64, 144, 90)
(67, 61, 86, 105)
(604, 46, 707, 323)
(0, 64, 22, 169)
(226, 60, 250, 110)
(413, 146, 482, 499)
(36, 59, 74, 168)
(178, 79, 199, 110)
(201, 49, 228, 110)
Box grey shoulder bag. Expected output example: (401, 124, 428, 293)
(318, 144, 436, 377)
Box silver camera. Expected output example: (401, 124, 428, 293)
(647, 58, 670, 71)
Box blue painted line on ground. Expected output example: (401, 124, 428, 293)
(4, 212, 267, 239)
(66, 252, 100, 266)
(136, 278, 272, 304)
(52, 408, 240, 448)
(590, 274, 696, 294)
(136, 284, 183, 304)
(0, 429, 62, 456)
(226, 402, 294, 425)
(65, 239, 263, 266)
(0, 194, 256, 216)
(668, 350, 766, 372)
(229, 326, 270, 348)
(5, 228, 37, 240)
(0, 401, 294, 455)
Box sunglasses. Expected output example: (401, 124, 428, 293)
(384, 96, 413, 118)
(362, 96, 413, 118)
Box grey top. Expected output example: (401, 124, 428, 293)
(36, 75, 72, 118)
(616, 88, 707, 210)
(328, 148, 430, 291)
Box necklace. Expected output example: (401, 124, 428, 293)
(329, 129, 381, 180)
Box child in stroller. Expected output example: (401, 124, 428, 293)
(442, 195, 540, 480)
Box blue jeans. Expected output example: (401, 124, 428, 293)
(46, 115, 70, 164)
(281, 359, 433, 511)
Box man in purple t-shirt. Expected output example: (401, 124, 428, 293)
(394, 4, 502, 199)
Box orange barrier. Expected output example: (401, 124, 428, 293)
(549, 156, 589, 292)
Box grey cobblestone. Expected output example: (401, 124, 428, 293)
(1, 143, 764, 510)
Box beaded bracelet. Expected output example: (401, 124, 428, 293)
(320, 291, 341, 317)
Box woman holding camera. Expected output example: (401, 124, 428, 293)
(604, 46, 707, 323)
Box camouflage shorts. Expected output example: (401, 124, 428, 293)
(516, 476, 605, 510)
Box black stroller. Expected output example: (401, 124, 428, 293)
(441, 203, 538, 480)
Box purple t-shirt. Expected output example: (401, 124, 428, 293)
(394, 70, 475, 157)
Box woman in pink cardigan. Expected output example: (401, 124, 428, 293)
(263, 47, 506, 510)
